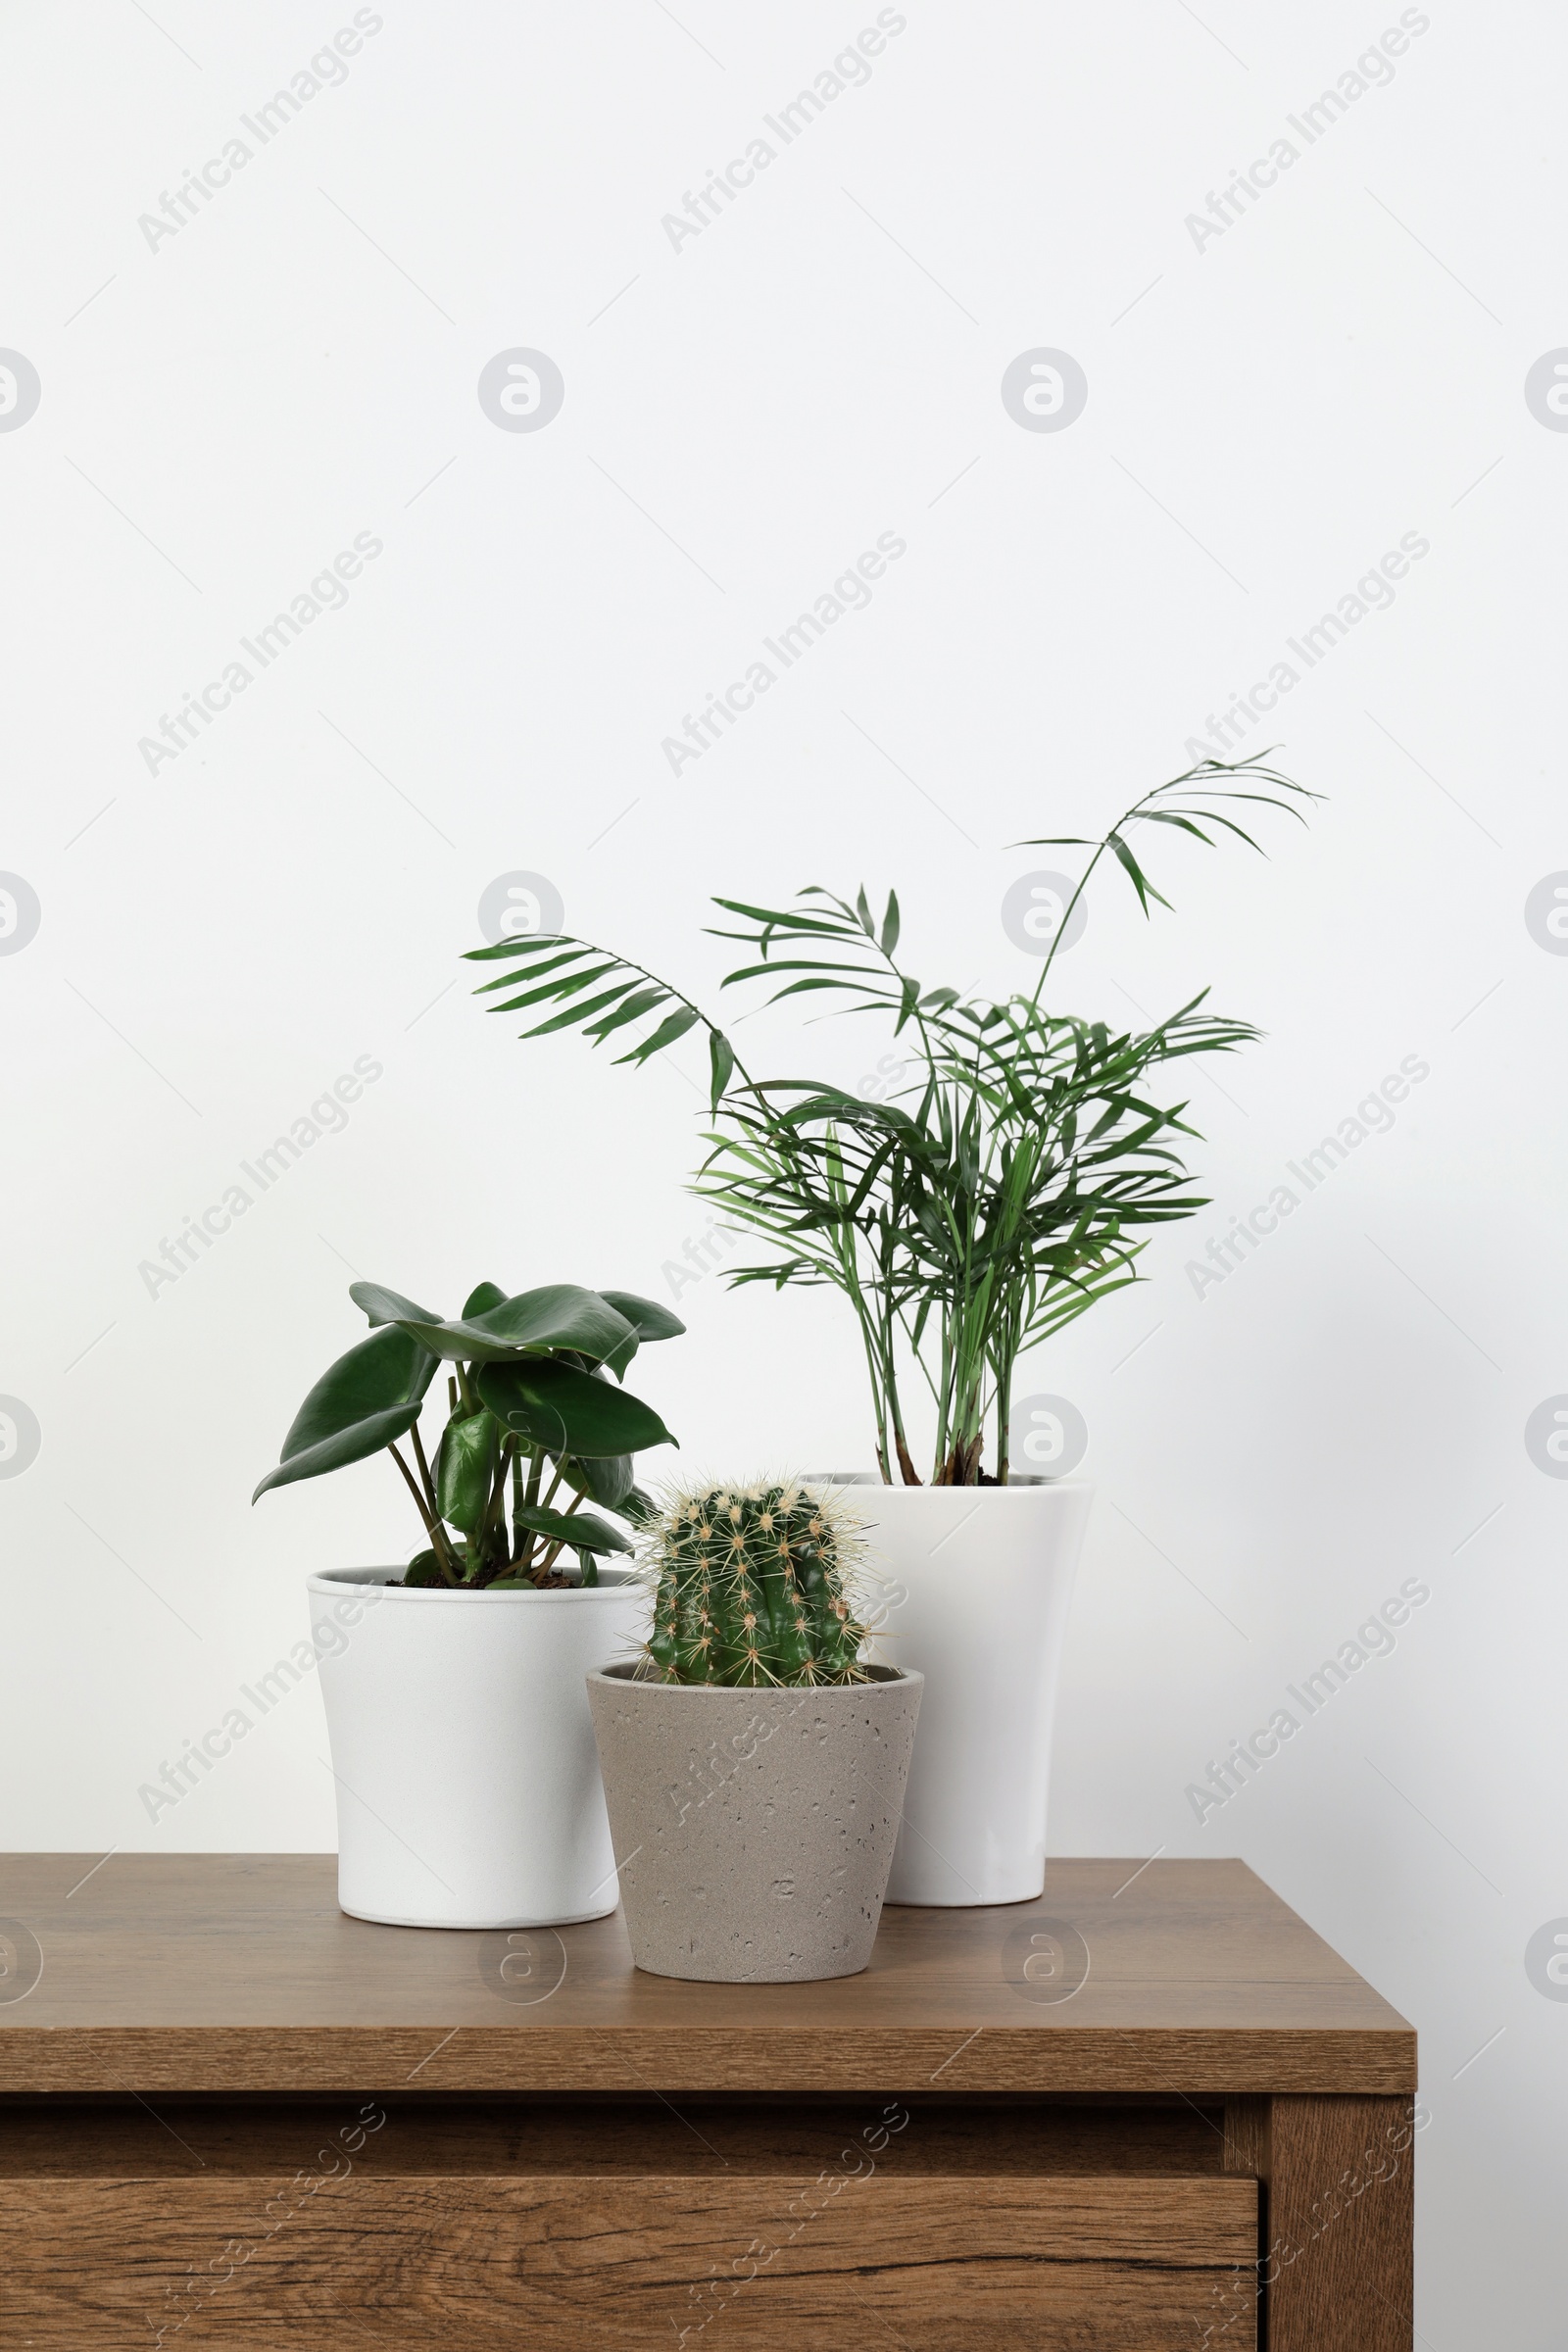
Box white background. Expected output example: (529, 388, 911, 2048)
(2, 2, 1562, 2335)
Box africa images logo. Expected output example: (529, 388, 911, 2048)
(0, 352, 41, 433)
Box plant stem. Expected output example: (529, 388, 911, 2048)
(476, 1437, 515, 1575)
(409, 1421, 441, 1522)
(536, 1489, 584, 1583)
(387, 1444, 460, 1585)
(515, 1445, 542, 1572)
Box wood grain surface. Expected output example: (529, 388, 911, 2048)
(1264, 2094, 1416, 2352)
(0, 2173, 1260, 2349)
(0, 1854, 1415, 2095)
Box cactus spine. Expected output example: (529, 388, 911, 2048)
(644, 1481, 870, 1686)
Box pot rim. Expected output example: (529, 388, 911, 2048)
(804, 1474, 1091, 1495)
(306, 1565, 644, 1602)
(587, 1660, 921, 1693)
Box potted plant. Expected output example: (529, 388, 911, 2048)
(587, 1479, 920, 1981)
(253, 1278, 682, 1929)
(469, 758, 1314, 1905)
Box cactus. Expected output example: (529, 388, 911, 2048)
(642, 1481, 871, 1686)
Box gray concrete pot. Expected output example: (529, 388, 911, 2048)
(586, 1663, 922, 1983)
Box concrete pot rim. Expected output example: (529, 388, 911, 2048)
(587, 1660, 921, 1694)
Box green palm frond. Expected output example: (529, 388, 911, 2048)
(465, 934, 735, 1107)
(465, 755, 1318, 1481)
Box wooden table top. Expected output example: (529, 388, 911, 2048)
(0, 1854, 1413, 2096)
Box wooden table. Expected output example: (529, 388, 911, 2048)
(0, 1854, 1414, 2348)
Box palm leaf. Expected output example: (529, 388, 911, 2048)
(467, 929, 720, 1074)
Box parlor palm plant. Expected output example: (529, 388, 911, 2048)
(466, 758, 1314, 1485)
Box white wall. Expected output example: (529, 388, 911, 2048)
(2, 0, 1560, 2333)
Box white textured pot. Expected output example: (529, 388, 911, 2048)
(831, 1483, 1092, 1907)
(306, 1566, 650, 1930)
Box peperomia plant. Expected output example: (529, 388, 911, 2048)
(253, 1281, 682, 1588)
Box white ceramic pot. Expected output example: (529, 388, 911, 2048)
(306, 1566, 650, 1930)
(832, 1483, 1092, 1907)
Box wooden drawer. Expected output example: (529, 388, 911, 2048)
(0, 2093, 1260, 2347)
(3, 2172, 1256, 2349)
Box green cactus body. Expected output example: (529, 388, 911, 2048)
(644, 1482, 870, 1686)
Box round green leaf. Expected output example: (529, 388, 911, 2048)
(598, 1292, 686, 1343)
(350, 1282, 443, 1331)
(467, 1284, 636, 1358)
(476, 1358, 676, 1458)
(563, 1450, 635, 1511)
(253, 1401, 422, 1501)
(511, 1499, 632, 1553)
(435, 1407, 501, 1537)
(281, 1324, 438, 1456)
(254, 1325, 438, 1502)
(350, 1280, 637, 1367)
